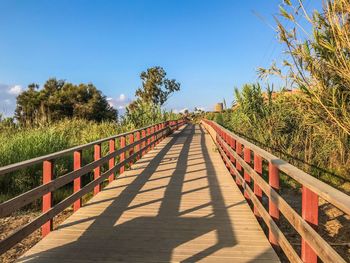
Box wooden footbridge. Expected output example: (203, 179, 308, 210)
(0, 120, 350, 262)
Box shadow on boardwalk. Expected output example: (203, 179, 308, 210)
(19, 125, 278, 262)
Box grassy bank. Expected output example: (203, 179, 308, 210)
(0, 119, 127, 204)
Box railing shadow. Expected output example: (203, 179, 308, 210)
(17, 124, 276, 262)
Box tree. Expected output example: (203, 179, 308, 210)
(125, 67, 181, 127)
(15, 83, 41, 125)
(135, 66, 180, 106)
(15, 78, 117, 125)
(124, 100, 163, 128)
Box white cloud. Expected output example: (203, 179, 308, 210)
(0, 84, 25, 117)
(119, 94, 126, 101)
(170, 107, 205, 114)
(107, 93, 131, 111)
(8, 85, 23, 95)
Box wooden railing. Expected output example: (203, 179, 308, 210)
(0, 119, 186, 255)
(201, 119, 350, 263)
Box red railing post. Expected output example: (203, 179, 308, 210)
(164, 122, 167, 135)
(221, 131, 230, 170)
(135, 131, 141, 160)
(253, 153, 263, 218)
(236, 142, 242, 185)
(147, 127, 151, 152)
(157, 124, 161, 143)
(120, 136, 126, 174)
(231, 137, 236, 164)
(226, 135, 234, 176)
(243, 147, 251, 200)
(269, 162, 280, 248)
(151, 126, 155, 150)
(157, 124, 161, 142)
(73, 151, 82, 212)
(302, 186, 318, 263)
(142, 129, 146, 156)
(93, 144, 101, 195)
(228, 135, 234, 163)
(223, 131, 228, 155)
(108, 139, 115, 183)
(129, 133, 134, 166)
(42, 160, 53, 237)
(159, 123, 163, 140)
(154, 125, 158, 146)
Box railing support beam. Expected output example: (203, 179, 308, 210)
(120, 136, 125, 174)
(135, 131, 141, 160)
(93, 144, 101, 195)
(236, 142, 242, 185)
(253, 153, 263, 218)
(73, 151, 82, 212)
(269, 162, 280, 248)
(108, 139, 115, 183)
(42, 160, 53, 237)
(302, 186, 318, 263)
(129, 134, 134, 166)
(243, 148, 251, 200)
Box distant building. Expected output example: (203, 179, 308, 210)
(214, 103, 223, 112)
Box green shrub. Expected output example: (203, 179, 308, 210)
(224, 84, 349, 192)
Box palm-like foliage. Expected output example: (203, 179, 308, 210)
(259, 0, 350, 136)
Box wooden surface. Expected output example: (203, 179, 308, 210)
(19, 124, 279, 263)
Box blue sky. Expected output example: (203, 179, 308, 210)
(0, 0, 318, 116)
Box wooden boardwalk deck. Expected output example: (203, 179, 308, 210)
(19, 124, 279, 263)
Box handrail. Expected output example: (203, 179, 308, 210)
(0, 119, 186, 255)
(201, 119, 349, 263)
(0, 121, 170, 176)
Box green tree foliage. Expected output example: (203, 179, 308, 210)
(124, 100, 164, 128)
(15, 78, 117, 126)
(125, 67, 181, 127)
(135, 66, 180, 106)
